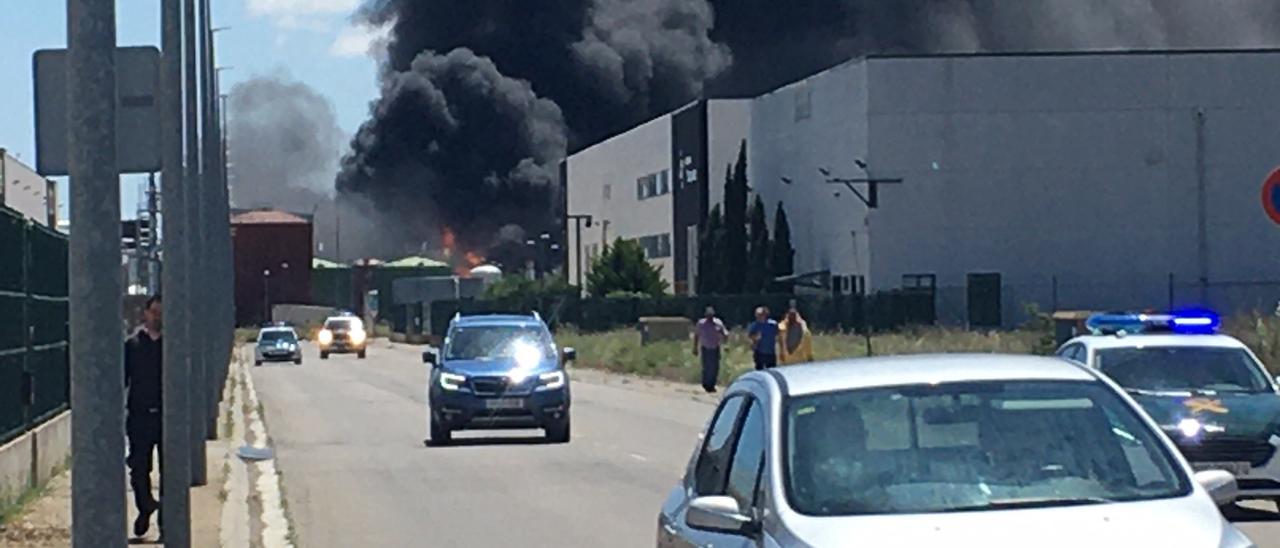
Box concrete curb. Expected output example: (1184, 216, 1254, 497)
(220, 347, 295, 548)
(0, 410, 71, 513)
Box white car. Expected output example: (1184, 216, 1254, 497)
(255, 326, 302, 366)
(658, 354, 1253, 548)
(1058, 311, 1280, 505)
(317, 315, 368, 359)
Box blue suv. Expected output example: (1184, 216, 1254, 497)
(423, 313, 574, 445)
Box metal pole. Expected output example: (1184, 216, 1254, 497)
(161, 0, 192, 543)
(183, 0, 208, 487)
(263, 271, 271, 323)
(200, 0, 224, 441)
(67, 1, 126, 544)
(1195, 109, 1209, 306)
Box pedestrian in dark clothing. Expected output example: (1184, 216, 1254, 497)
(748, 306, 779, 370)
(693, 306, 729, 393)
(125, 295, 163, 538)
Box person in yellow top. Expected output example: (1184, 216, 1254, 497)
(778, 304, 814, 365)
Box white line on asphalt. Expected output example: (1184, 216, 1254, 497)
(629, 453, 648, 462)
(243, 356, 295, 548)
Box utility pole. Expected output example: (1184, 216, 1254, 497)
(199, 0, 220, 441)
(161, 0, 193, 543)
(66, 0, 126, 544)
(567, 214, 593, 292)
(183, 0, 208, 487)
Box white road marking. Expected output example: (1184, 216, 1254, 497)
(243, 356, 295, 548)
(629, 453, 648, 462)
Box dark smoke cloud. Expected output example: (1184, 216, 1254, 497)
(227, 73, 374, 261)
(342, 0, 1280, 261)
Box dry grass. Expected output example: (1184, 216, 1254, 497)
(558, 327, 1049, 386)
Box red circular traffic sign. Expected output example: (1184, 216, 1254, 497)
(1263, 168, 1280, 225)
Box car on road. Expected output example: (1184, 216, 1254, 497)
(1059, 310, 1280, 507)
(657, 354, 1252, 548)
(318, 314, 367, 360)
(255, 325, 302, 366)
(423, 313, 574, 445)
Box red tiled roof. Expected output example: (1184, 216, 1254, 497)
(230, 209, 309, 225)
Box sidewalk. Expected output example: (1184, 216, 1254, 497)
(0, 440, 227, 547)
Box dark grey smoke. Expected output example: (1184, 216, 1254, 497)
(342, 0, 1280, 259)
(227, 73, 358, 259)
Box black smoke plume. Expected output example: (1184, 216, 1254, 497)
(341, 0, 1280, 261)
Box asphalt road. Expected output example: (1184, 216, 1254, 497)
(250, 341, 1280, 548)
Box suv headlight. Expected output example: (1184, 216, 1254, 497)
(318, 329, 333, 345)
(535, 371, 565, 391)
(439, 372, 466, 391)
(350, 329, 367, 345)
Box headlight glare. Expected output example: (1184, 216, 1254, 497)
(350, 329, 367, 345)
(318, 329, 333, 345)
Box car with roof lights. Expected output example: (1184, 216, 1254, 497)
(423, 312, 574, 445)
(1058, 310, 1280, 506)
(657, 354, 1251, 548)
(254, 324, 303, 366)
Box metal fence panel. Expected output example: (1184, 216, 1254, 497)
(0, 205, 69, 444)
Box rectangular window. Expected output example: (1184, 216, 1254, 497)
(794, 84, 812, 121)
(902, 274, 937, 290)
(603, 183, 612, 201)
(637, 233, 673, 259)
(659, 170, 670, 195)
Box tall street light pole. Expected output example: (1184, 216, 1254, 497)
(183, 0, 208, 489)
(160, 0, 193, 543)
(66, 0, 127, 544)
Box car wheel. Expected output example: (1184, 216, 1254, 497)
(294, 358, 303, 365)
(545, 415, 571, 444)
(320, 351, 329, 359)
(429, 417, 451, 446)
(254, 360, 262, 366)
(358, 349, 367, 359)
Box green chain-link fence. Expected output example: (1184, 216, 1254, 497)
(0, 205, 69, 444)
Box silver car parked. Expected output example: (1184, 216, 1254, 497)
(658, 354, 1254, 548)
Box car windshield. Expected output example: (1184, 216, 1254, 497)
(1097, 346, 1271, 394)
(444, 325, 554, 361)
(324, 319, 356, 331)
(784, 380, 1189, 517)
(259, 330, 296, 343)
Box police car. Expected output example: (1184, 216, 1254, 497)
(1058, 310, 1280, 505)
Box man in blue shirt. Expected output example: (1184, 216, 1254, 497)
(748, 306, 779, 370)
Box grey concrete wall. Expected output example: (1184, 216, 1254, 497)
(0, 411, 70, 510)
(2, 151, 52, 226)
(863, 52, 1280, 324)
(567, 112, 676, 289)
(750, 60, 872, 281)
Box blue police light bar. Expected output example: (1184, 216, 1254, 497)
(1085, 310, 1219, 335)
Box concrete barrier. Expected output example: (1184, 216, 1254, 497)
(0, 431, 35, 509)
(0, 410, 70, 511)
(271, 304, 335, 327)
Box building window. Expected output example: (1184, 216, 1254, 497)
(794, 84, 812, 121)
(637, 233, 673, 259)
(603, 183, 612, 201)
(637, 171, 671, 201)
(902, 274, 936, 290)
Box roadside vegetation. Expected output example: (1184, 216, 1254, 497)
(559, 310, 1280, 385)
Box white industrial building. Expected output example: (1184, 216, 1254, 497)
(1, 149, 56, 227)
(565, 50, 1280, 325)
(564, 99, 750, 294)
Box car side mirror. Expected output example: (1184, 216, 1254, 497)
(562, 347, 577, 363)
(423, 349, 436, 366)
(686, 496, 757, 536)
(1193, 469, 1238, 507)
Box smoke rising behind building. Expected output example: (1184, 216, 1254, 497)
(322, 1, 1280, 262)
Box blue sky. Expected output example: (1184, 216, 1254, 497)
(0, 0, 383, 220)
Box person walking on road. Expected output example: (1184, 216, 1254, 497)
(778, 303, 814, 365)
(748, 306, 779, 370)
(124, 295, 163, 538)
(693, 306, 729, 393)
